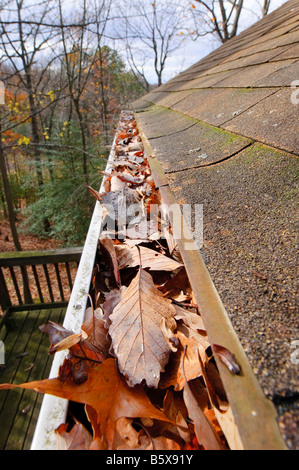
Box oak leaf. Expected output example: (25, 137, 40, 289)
(0, 359, 172, 450)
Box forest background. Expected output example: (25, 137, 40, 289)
(0, 0, 284, 250)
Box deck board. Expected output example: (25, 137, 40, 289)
(0, 307, 66, 450)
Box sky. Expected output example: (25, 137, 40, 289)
(0, 0, 289, 85)
(152, 0, 288, 83)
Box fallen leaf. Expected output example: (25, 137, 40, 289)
(40, 321, 106, 383)
(162, 390, 190, 444)
(102, 289, 123, 326)
(212, 345, 241, 375)
(81, 307, 111, 360)
(115, 244, 182, 272)
(174, 304, 206, 333)
(125, 218, 160, 240)
(113, 160, 140, 172)
(0, 359, 173, 450)
(39, 322, 77, 355)
(159, 331, 204, 391)
(55, 423, 92, 450)
(21, 405, 31, 415)
(109, 267, 177, 388)
(182, 349, 223, 450)
(116, 172, 145, 186)
(162, 227, 183, 264)
(52, 333, 83, 354)
(115, 418, 143, 449)
(87, 185, 142, 224)
(160, 268, 190, 296)
(99, 236, 121, 288)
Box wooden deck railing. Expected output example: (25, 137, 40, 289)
(0, 248, 83, 315)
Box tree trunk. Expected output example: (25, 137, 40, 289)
(0, 122, 32, 303)
(0, 126, 21, 251)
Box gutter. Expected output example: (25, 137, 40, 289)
(134, 111, 287, 451)
(30, 112, 287, 450)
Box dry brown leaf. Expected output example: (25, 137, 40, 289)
(162, 390, 190, 444)
(109, 267, 177, 388)
(0, 359, 172, 450)
(182, 360, 223, 450)
(99, 236, 121, 288)
(39, 321, 76, 355)
(81, 307, 111, 360)
(212, 344, 241, 375)
(162, 227, 183, 264)
(113, 160, 140, 172)
(159, 331, 204, 391)
(115, 244, 182, 272)
(115, 171, 145, 186)
(55, 423, 92, 450)
(174, 304, 206, 333)
(160, 268, 190, 296)
(149, 436, 181, 450)
(52, 333, 83, 353)
(114, 418, 141, 450)
(88, 184, 142, 224)
(176, 308, 210, 352)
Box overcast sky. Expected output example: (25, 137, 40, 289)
(145, 0, 287, 83)
(0, 0, 289, 84)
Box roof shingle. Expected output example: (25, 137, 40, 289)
(133, 0, 299, 450)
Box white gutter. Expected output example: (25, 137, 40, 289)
(30, 138, 116, 450)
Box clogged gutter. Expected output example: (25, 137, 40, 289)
(0, 112, 240, 450)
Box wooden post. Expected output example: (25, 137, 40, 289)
(0, 267, 12, 313)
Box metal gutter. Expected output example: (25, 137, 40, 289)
(134, 111, 287, 451)
(30, 137, 116, 450)
(30, 111, 287, 450)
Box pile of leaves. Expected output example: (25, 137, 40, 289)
(0, 113, 233, 450)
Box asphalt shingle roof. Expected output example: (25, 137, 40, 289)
(133, 0, 299, 450)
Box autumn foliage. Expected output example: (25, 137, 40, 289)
(0, 114, 232, 451)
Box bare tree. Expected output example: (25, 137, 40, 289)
(57, 0, 113, 191)
(0, 117, 21, 250)
(262, 0, 272, 17)
(0, 0, 57, 222)
(115, 0, 187, 89)
(190, 0, 274, 44)
(89, 0, 113, 146)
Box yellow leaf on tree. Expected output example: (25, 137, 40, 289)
(18, 136, 30, 146)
